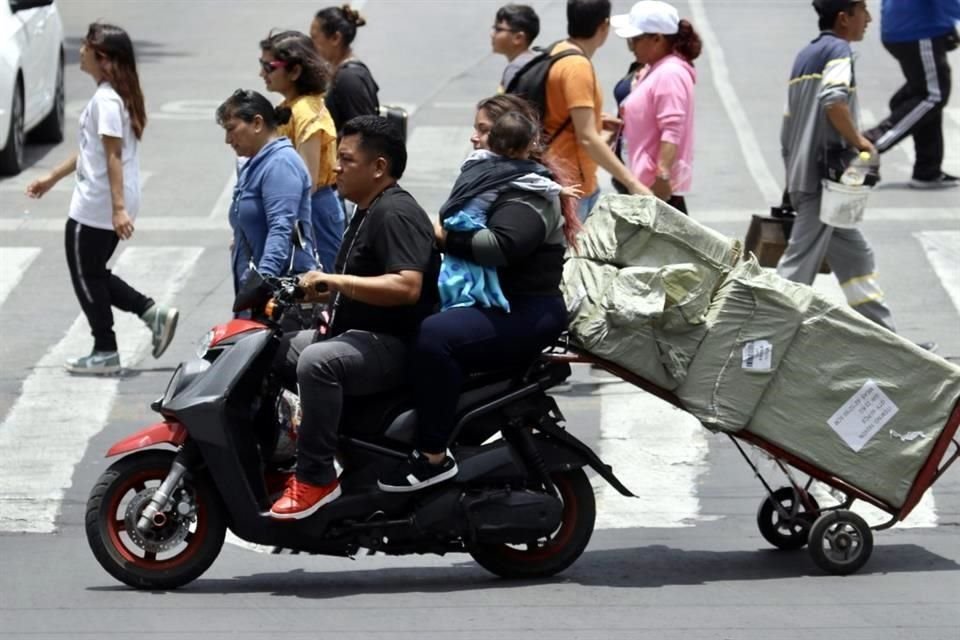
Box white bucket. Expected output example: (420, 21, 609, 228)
(820, 179, 871, 228)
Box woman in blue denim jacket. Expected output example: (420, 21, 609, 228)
(217, 89, 318, 294)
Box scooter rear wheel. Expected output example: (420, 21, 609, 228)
(85, 450, 226, 590)
(468, 469, 595, 579)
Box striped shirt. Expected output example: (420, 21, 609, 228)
(780, 32, 860, 194)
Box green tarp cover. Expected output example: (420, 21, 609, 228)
(562, 195, 742, 389)
(677, 259, 960, 508)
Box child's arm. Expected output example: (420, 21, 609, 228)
(560, 183, 584, 199)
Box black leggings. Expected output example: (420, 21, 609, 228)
(64, 218, 153, 352)
(411, 295, 567, 453)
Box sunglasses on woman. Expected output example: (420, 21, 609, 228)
(259, 58, 288, 74)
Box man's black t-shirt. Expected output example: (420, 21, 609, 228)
(325, 61, 380, 133)
(330, 184, 439, 338)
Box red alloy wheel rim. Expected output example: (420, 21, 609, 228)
(104, 467, 209, 570)
(499, 474, 579, 563)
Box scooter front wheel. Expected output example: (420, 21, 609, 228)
(469, 468, 595, 579)
(85, 449, 226, 590)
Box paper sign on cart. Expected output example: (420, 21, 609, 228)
(741, 340, 772, 371)
(827, 380, 899, 452)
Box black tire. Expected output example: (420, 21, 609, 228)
(85, 450, 227, 590)
(0, 80, 25, 175)
(469, 469, 595, 579)
(756, 487, 820, 550)
(808, 510, 874, 575)
(30, 52, 65, 144)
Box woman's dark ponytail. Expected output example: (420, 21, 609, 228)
(668, 19, 702, 63)
(315, 4, 367, 47)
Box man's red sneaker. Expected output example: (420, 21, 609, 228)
(268, 477, 341, 520)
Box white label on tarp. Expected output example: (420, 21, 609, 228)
(741, 340, 773, 371)
(827, 380, 899, 452)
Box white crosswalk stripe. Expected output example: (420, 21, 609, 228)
(0, 247, 41, 307)
(592, 383, 716, 529)
(0, 247, 203, 533)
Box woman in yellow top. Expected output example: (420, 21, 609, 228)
(260, 30, 343, 272)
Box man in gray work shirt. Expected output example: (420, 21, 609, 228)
(778, 0, 896, 332)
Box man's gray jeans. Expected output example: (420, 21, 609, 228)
(275, 329, 408, 485)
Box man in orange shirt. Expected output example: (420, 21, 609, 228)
(545, 0, 651, 221)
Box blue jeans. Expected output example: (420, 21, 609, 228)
(411, 295, 568, 452)
(576, 189, 601, 222)
(311, 186, 345, 273)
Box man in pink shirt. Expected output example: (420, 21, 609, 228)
(612, 1, 702, 214)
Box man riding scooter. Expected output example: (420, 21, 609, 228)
(269, 115, 441, 519)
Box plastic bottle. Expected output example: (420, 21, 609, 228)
(840, 151, 876, 186)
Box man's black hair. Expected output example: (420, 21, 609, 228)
(567, 0, 611, 39)
(340, 115, 407, 179)
(496, 4, 540, 45)
(814, 0, 860, 31)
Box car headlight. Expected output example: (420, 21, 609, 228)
(196, 329, 215, 359)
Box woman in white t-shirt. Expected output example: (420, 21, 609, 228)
(26, 23, 178, 375)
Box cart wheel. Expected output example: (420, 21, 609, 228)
(808, 510, 873, 575)
(757, 487, 820, 550)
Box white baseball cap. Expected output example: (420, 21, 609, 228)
(611, 1, 680, 39)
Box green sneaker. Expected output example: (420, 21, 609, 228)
(65, 351, 121, 376)
(141, 304, 179, 358)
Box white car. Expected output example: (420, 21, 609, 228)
(0, 0, 64, 175)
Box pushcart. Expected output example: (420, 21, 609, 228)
(546, 344, 960, 575)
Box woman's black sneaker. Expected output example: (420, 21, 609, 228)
(378, 450, 458, 493)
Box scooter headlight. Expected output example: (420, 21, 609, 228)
(195, 330, 215, 359)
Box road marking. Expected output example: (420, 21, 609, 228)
(915, 231, 960, 315)
(208, 170, 237, 221)
(0, 247, 41, 307)
(593, 382, 715, 528)
(0, 246, 203, 533)
(688, 0, 781, 204)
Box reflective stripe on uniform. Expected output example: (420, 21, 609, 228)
(841, 272, 886, 307)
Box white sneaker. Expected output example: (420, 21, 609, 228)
(65, 351, 121, 375)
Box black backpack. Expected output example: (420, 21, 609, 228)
(504, 41, 587, 144)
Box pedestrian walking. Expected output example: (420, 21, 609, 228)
(542, 0, 651, 222)
(216, 90, 318, 298)
(778, 1, 897, 332)
(310, 4, 380, 133)
(864, 0, 960, 189)
(492, 4, 540, 93)
(612, 0, 701, 214)
(26, 23, 177, 375)
(260, 30, 344, 273)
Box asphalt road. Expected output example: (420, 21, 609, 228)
(1, 1, 959, 638)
